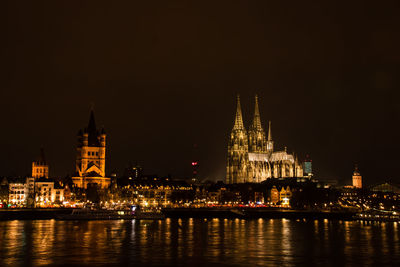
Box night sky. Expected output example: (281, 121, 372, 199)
(2, 1, 400, 185)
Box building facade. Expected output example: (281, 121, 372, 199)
(352, 164, 362, 188)
(8, 177, 64, 207)
(72, 110, 110, 189)
(8, 180, 28, 206)
(35, 178, 64, 206)
(226, 95, 304, 184)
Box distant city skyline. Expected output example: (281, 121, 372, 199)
(2, 1, 399, 186)
(0, 95, 391, 187)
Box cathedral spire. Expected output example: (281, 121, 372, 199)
(233, 95, 245, 130)
(251, 94, 263, 131)
(268, 120, 272, 141)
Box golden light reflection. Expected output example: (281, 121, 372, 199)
(1, 219, 400, 266)
(344, 221, 350, 243)
(314, 220, 319, 235)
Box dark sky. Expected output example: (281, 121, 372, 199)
(1, 1, 400, 185)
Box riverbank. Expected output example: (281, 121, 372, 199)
(1, 207, 358, 221)
(163, 207, 357, 220)
(0, 208, 73, 220)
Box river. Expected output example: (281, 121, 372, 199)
(0, 219, 399, 266)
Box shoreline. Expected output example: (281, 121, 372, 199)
(0, 207, 352, 221)
(1, 207, 398, 222)
(163, 207, 357, 220)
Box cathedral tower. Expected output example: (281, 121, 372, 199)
(72, 110, 110, 189)
(32, 148, 49, 179)
(247, 95, 268, 182)
(226, 95, 249, 184)
(248, 95, 267, 153)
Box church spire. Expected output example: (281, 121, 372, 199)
(233, 95, 245, 130)
(87, 108, 100, 146)
(88, 109, 96, 133)
(268, 120, 272, 141)
(39, 147, 46, 165)
(251, 94, 262, 131)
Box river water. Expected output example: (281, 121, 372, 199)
(0, 219, 399, 266)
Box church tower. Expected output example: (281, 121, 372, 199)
(72, 110, 110, 189)
(352, 164, 362, 188)
(226, 95, 249, 184)
(32, 148, 49, 179)
(248, 95, 267, 153)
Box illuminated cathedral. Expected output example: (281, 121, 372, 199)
(226, 95, 303, 184)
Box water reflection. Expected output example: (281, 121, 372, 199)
(0, 219, 399, 266)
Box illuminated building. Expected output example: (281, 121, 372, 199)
(119, 180, 193, 207)
(352, 164, 362, 188)
(6, 151, 65, 207)
(72, 110, 110, 189)
(25, 177, 35, 207)
(8, 178, 64, 207)
(35, 178, 64, 206)
(279, 186, 292, 206)
(370, 182, 400, 193)
(303, 155, 312, 177)
(226, 95, 303, 184)
(8, 179, 27, 206)
(32, 148, 49, 179)
(268, 185, 292, 205)
(8, 177, 37, 206)
(270, 186, 280, 204)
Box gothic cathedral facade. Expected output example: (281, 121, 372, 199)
(226, 95, 304, 184)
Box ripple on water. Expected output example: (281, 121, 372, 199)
(0, 219, 399, 266)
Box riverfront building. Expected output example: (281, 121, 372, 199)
(34, 177, 64, 206)
(7, 150, 65, 207)
(8, 179, 28, 206)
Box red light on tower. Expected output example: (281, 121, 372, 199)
(191, 144, 199, 183)
(191, 161, 199, 183)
